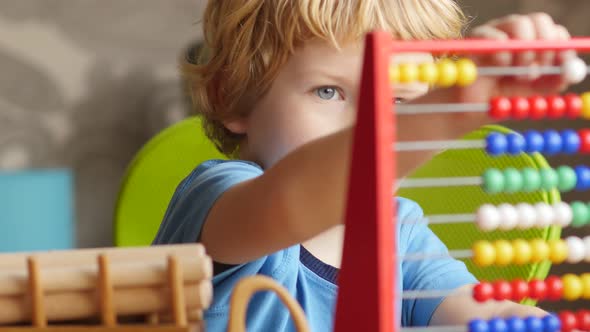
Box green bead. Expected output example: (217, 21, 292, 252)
(521, 167, 541, 192)
(571, 201, 590, 227)
(540, 168, 558, 191)
(483, 168, 504, 194)
(503, 168, 523, 193)
(556, 166, 577, 192)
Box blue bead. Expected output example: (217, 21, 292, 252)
(486, 133, 508, 156)
(489, 317, 508, 332)
(469, 319, 489, 332)
(560, 129, 581, 154)
(524, 130, 544, 153)
(506, 316, 526, 332)
(542, 314, 561, 332)
(525, 316, 543, 332)
(542, 130, 563, 155)
(575, 165, 590, 191)
(507, 133, 526, 155)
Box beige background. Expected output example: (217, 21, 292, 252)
(0, 0, 588, 310)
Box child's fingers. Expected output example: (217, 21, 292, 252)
(529, 13, 557, 67)
(493, 14, 537, 67)
(468, 25, 511, 66)
(555, 24, 577, 63)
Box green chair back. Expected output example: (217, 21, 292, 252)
(114, 117, 225, 246)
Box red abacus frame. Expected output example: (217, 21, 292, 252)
(334, 32, 590, 332)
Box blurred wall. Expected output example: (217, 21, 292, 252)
(0, 0, 205, 248)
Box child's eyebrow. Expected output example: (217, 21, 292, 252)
(298, 69, 356, 88)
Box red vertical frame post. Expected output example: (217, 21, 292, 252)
(334, 31, 396, 332)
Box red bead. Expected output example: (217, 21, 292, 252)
(545, 275, 564, 300)
(490, 97, 511, 120)
(510, 279, 529, 301)
(580, 129, 590, 154)
(565, 93, 583, 119)
(493, 280, 512, 300)
(577, 310, 590, 331)
(546, 95, 567, 118)
(510, 97, 530, 119)
(528, 279, 547, 300)
(559, 311, 578, 332)
(528, 95, 548, 119)
(473, 282, 494, 302)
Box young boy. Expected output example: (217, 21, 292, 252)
(154, 1, 575, 330)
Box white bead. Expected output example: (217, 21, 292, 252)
(553, 202, 573, 227)
(477, 204, 500, 231)
(516, 203, 537, 229)
(584, 236, 590, 262)
(566, 236, 586, 263)
(562, 57, 587, 84)
(535, 203, 554, 228)
(498, 203, 518, 230)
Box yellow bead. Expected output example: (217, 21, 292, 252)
(581, 92, 590, 119)
(581, 273, 590, 299)
(436, 58, 458, 87)
(548, 239, 568, 264)
(418, 62, 439, 84)
(473, 240, 495, 266)
(389, 65, 400, 83)
(398, 63, 419, 83)
(562, 274, 584, 301)
(456, 58, 478, 86)
(494, 239, 514, 265)
(530, 239, 549, 262)
(512, 239, 532, 265)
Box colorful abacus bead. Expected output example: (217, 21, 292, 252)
(562, 273, 583, 301)
(547, 95, 567, 119)
(525, 316, 544, 332)
(398, 63, 419, 83)
(418, 62, 438, 84)
(507, 133, 526, 155)
(565, 93, 583, 118)
(562, 57, 588, 84)
(493, 280, 512, 300)
(529, 279, 547, 300)
(576, 166, 590, 190)
(511, 97, 530, 119)
(524, 131, 544, 154)
(542, 130, 562, 155)
(545, 275, 564, 301)
(489, 318, 508, 332)
(437, 58, 457, 87)
(561, 129, 581, 154)
(582, 92, 590, 119)
(578, 310, 590, 331)
(473, 282, 494, 302)
(510, 279, 529, 301)
(490, 97, 512, 120)
(542, 315, 561, 332)
(529, 96, 548, 119)
(486, 133, 508, 156)
(565, 236, 586, 263)
(559, 311, 577, 332)
(571, 201, 590, 227)
(469, 319, 489, 332)
(456, 58, 478, 86)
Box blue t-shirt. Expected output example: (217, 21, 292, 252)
(153, 160, 477, 331)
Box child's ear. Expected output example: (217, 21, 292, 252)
(224, 119, 248, 134)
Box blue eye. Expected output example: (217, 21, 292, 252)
(315, 87, 341, 100)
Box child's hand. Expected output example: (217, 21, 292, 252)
(463, 13, 577, 102)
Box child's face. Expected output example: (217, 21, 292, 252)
(233, 39, 431, 167)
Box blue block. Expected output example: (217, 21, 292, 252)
(0, 169, 74, 252)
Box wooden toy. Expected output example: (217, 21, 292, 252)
(0, 244, 212, 331)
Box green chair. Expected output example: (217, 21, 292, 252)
(114, 117, 226, 246)
(114, 119, 560, 305)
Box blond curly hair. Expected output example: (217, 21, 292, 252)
(183, 0, 467, 156)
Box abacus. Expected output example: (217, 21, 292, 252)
(0, 244, 212, 331)
(334, 34, 590, 332)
